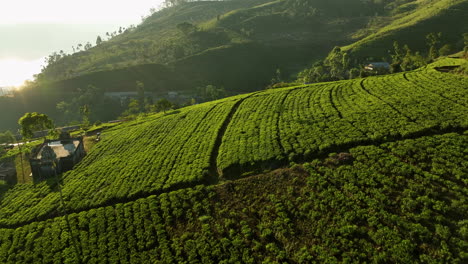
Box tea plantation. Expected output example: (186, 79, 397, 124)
(0, 59, 467, 262)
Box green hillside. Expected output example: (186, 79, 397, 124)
(343, 0, 468, 58)
(0, 59, 467, 262)
(37, 0, 468, 92)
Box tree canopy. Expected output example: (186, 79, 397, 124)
(18, 112, 54, 140)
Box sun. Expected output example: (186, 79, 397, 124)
(0, 58, 44, 87)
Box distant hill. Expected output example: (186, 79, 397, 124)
(0, 58, 467, 262)
(342, 0, 468, 58)
(35, 0, 467, 93)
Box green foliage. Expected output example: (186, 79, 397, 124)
(154, 98, 174, 113)
(0, 62, 467, 227)
(426, 32, 442, 61)
(0, 132, 466, 262)
(176, 22, 197, 35)
(18, 112, 54, 140)
(198, 84, 227, 101)
(0, 131, 15, 144)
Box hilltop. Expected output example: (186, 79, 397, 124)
(0, 58, 467, 262)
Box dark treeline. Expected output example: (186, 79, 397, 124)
(297, 32, 468, 83)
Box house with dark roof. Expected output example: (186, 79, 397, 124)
(29, 136, 85, 180)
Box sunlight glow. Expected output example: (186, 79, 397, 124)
(0, 1, 164, 25)
(0, 58, 44, 87)
(0, 1, 165, 86)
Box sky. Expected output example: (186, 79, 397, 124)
(0, 0, 165, 87)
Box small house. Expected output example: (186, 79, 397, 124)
(29, 136, 85, 180)
(364, 62, 390, 72)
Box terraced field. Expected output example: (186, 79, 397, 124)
(1, 132, 466, 263)
(0, 60, 467, 228)
(0, 59, 467, 262)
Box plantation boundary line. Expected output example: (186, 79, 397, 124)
(209, 92, 263, 180)
(276, 88, 304, 154)
(160, 104, 218, 189)
(332, 83, 368, 136)
(328, 85, 343, 119)
(402, 73, 410, 82)
(358, 79, 416, 122)
(1, 127, 465, 230)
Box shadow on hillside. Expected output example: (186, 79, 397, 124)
(164, 110, 181, 116)
(0, 182, 13, 203)
(0, 160, 18, 202)
(35, 173, 64, 193)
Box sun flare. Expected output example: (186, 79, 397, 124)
(0, 58, 44, 87)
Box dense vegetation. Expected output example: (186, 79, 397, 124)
(0, 59, 466, 229)
(0, 131, 466, 263)
(0, 1, 467, 259)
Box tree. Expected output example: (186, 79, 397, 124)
(121, 99, 140, 118)
(0, 130, 15, 144)
(438, 44, 452, 57)
(271, 69, 283, 85)
(136, 81, 145, 112)
(176, 22, 197, 35)
(325, 47, 348, 80)
(96, 36, 103, 46)
(426, 32, 442, 61)
(200, 85, 227, 101)
(463, 33, 468, 57)
(80, 105, 91, 128)
(18, 112, 54, 140)
(155, 99, 173, 113)
(391, 41, 403, 64)
(84, 42, 92, 51)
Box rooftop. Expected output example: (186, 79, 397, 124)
(36, 139, 80, 159)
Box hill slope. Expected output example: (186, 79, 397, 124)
(0, 59, 467, 262)
(1, 131, 467, 263)
(343, 0, 468, 58)
(0, 59, 467, 219)
(37, 0, 468, 92)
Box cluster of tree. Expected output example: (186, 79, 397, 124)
(298, 32, 467, 83)
(120, 81, 176, 119)
(0, 131, 15, 145)
(121, 83, 227, 119)
(462, 32, 468, 57)
(196, 84, 227, 102)
(56, 85, 124, 128)
(297, 46, 360, 83)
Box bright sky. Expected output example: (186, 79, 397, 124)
(0, 0, 165, 87)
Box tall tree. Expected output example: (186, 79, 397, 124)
(136, 81, 145, 112)
(426, 32, 442, 60)
(18, 112, 54, 140)
(155, 99, 173, 113)
(96, 36, 103, 46)
(80, 105, 91, 128)
(0, 130, 15, 144)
